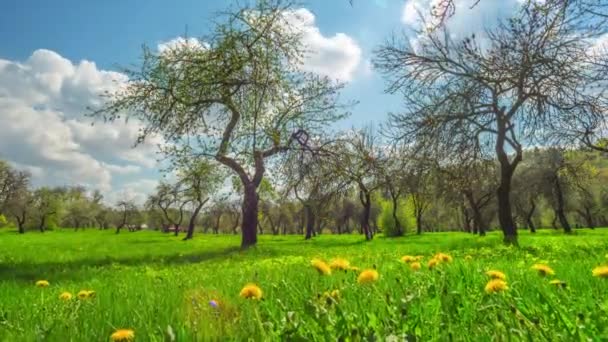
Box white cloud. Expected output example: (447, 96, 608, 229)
(0, 49, 160, 200)
(284, 8, 363, 82)
(158, 9, 363, 83)
(157, 37, 206, 54)
(401, 0, 522, 40)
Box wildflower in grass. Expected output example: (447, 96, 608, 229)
(77, 290, 95, 299)
(239, 283, 263, 300)
(311, 259, 332, 275)
(329, 258, 350, 271)
(549, 280, 567, 288)
(357, 269, 379, 284)
(486, 270, 506, 281)
(434, 253, 453, 263)
(428, 258, 440, 269)
(531, 264, 555, 276)
(110, 329, 135, 342)
(35, 280, 49, 288)
(59, 292, 73, 300)
(410, 262, 421, 271)
(209, 299, 219, 309)
(592, 266, 608, 278)
(485, 279, 508, 294)
(401, 255, 416, 263)
(323, 289, 340, 300)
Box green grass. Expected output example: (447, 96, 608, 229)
(1, 229, 608, 341)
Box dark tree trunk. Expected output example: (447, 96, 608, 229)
(526, 199, 537, 233)
(241, 183, 259, 249)
(416, 210, 423, 235)
(495, 115, 521, 245)
(553, 179, 571, 233)
(583, 206, 595, 229)
(39, 216, 46, 232)
(391, 194, 403, 236)
(184, 199, 207, 241)
(304, 204, 315, 240)
(174, 223, 180, 236)
(359, 190, 373, 240)
(552, 215, 559, 229)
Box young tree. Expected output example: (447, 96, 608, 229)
(32, 187, 63, 232)
(93, 0, 348, 248)
(375, 1, 608, 244)
(329, 128, 382, 240)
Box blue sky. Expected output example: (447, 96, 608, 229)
(0, 0, 405, 125)
(0, 0, 520, 203)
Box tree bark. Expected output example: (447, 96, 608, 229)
(241, 183, 259, 249)
(553, 178, 571, 233)
(359, 189, 373, 240)
(184, 199, 208, 241)
(304, 203, 315, 240)
(391, 194, 403, 236)
(525, 199, 537, 233)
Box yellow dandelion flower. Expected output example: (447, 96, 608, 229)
(59, 292, 73, 300)
(531, 264, 555, 276)
(110, 329, 135, 342)
(311, 259, 331, 275)
(401, 255, 417, 263)
(357, 269, 379, 284)
(77, 290, 95, 300)
(549, 279, 567, 288)
(428, 258, 440, 269)
(239, 283, 263, 300)
(329, 258, 350, 271)
(434, 253, 453, 263)
(410, 262, 421, 271)
(486, 270, 506, 281)
(485, 279, 508, 294)
(35, 280, 49, 288)
(592, 266, 608, 278)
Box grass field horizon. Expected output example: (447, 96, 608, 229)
(1, 229, 608, 341)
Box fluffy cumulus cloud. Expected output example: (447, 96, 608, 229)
(0, 49, 160, 202)
(283, 8, 363, 82)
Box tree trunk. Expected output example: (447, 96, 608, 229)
(416, 211, 423, 235)
(304, 203, 315, 240)
(174, 223, 180, 236)
(553, 178, 571, 233)
(359, 190, 373, 240)
(241, 183, 259, 249)
(39, 216, 46, 232)
(214, 212, 222, 234)
(496, 162, 518, 244)
(184, 200, 206, 241)
(526, 199, 537, 233)
(495, 115, 521, 245)
(391, 194, 403, 236)
(232, 215, 239, 235)
(583, 206, 595, 229)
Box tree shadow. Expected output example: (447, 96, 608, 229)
(0, 246, 241, 283)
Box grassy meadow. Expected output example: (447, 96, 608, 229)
(1, 229, 608, 341)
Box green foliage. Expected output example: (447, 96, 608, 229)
(1, 230, 608, 340)
(376, 196, 416, 236)
(0, 214, 7, 227)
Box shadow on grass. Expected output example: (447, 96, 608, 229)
(0, 246, 241, 283)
